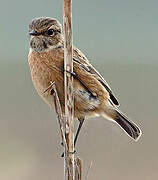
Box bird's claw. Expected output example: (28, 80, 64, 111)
(61, 150, 76, 158)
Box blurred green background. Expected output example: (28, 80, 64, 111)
(0, 0, 158, 179)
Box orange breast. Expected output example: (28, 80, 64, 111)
(28, 48, 108, 119)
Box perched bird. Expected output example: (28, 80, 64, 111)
(28, 17, 141, 146)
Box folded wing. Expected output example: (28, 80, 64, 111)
(73, 47, 119, 106)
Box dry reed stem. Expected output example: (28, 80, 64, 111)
(63, 0, 75, 179)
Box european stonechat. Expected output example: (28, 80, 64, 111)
(28, 17, 141, 146)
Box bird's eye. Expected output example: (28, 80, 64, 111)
(47, 29, 55, 36)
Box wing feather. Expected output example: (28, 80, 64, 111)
(73, 47, 119, 106)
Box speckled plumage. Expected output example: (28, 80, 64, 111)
(28, 17, 141, 141)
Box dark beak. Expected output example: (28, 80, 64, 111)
(29, 30, 39, 36)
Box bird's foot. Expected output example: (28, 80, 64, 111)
(61, 150, 76, 158)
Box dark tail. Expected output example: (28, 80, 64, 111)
(103, 107, 142, 140)
(114, 109, 141, 141)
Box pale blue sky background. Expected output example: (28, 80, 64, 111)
(0, 0, 157, 63)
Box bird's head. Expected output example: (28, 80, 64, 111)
(29, 17, 63, 52)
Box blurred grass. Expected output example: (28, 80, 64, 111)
(0, 61, 158, 180)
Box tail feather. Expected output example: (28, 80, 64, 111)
(115, 110, 141, 141)
(103, 108, 142, 141)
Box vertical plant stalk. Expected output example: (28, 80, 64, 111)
(43, 82, 67, 153)
(63, 0, 75, 179)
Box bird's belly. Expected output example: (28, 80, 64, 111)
(29, 60, 100, 118)
(74, 89, 100, 118)
(29, 60, 55, 107)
